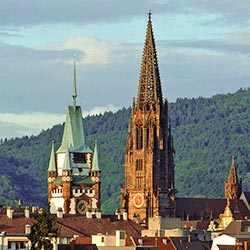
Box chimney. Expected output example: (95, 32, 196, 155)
(138, 239, 143, 246)
(96, 210, 102, 220)
(57, 207, 63, 218)
(24, 206, 30, 218)
(86, 210, 92, 219)
(18, 199, 22, 209)
(162, 239, 168, 245)
(123, 211, 128, 221)
(7, 206, 13, 219)
(244, 241, 247, 250)
(25, 224, 31, 235)
(32, 206, 38, 213)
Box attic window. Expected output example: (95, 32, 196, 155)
(73, 153, 86, 164)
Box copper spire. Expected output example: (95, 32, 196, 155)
(72, 57, 77, 109)
(137, 11, 163, 110)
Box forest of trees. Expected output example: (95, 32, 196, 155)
(1, 88, 250, 213)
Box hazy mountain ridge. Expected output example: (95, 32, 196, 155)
(1, 89, 250, 212)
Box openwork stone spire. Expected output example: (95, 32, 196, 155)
(137, 11, 163, 110)
(122, 12, 175, 221)
(225, 155, 242, 200)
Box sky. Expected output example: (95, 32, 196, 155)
(1, 0, 250, 139)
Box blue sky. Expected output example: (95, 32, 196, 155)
(1, 0, 250, 139)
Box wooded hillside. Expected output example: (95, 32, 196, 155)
(1, 88, 250, 213)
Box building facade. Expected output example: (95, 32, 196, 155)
(48, 62, 101, 214)
(121, 12, 175, 221)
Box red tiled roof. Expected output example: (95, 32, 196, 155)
(54, 214, 144, 237)
(0, 209, 143, 238)
(176, 198, 250, 220)
(132, 236, 175, 250)
(171, 237, 204, 250)
(0, 211, 34, 234)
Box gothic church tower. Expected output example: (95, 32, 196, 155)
(48, 62, 101, 215)
(225, 155, 242, 200)
(121, 12, 175, 221)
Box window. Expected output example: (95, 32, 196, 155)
(146, 127, 150, 147)
(73, 153, 86, 164)
(136, 177, 143, 189)
(136, 127, 143, 150)
(136, 159, 143, 171)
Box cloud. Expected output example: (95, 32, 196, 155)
(1, 29, 250, 116)
(0, 0, 161, 26)
(82, 104, 120, 117)
(49, 36, 139, 65)
(0, 0, 249, 28)
(159, 31, 250, 55)
(0, 104, 121, 139)
(0, 37, 140, 114)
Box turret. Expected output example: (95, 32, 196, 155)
(48, 140, 57, 180)
(90, 140, 101, 182)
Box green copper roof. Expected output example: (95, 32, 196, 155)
(53, 176, 63, 184)
(48, 140, 56, 171)
(56, 62, 92, 154)
(57, 105, 88, 153)
(73, 176, 94, 185)
(63, 150, 71, 170)
(92, 140, 100, 171)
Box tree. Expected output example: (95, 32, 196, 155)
(28, 209, 58, 250)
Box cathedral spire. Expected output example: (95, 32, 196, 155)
(72, 58, 77, 110)
(137, 11, 163, 110)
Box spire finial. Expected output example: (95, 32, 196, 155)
(148, 10, 152, 20)
(72, 56, 77, 109)
(232, 155, 235, 165)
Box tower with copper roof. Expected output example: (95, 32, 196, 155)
(47, 61, 101, 215)
(225, 155, 242, 200)
(121, 12, 175, 221)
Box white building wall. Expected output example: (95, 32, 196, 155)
(50, 197, 64, 214)
(211, 234, 236, 250)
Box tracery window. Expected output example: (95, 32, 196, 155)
(136, 126, 143, 150)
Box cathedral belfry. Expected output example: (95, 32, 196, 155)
(121, 12, 175, 221)
(47, 61, 101, 215)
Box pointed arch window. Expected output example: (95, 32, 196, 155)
(136, 176, 143, 189)
(136, 126, 143, 150)
(136, 159, 143, 171)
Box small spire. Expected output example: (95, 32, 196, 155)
(63, 150, 71, 170)
(232, 155, 235, 166)
(48, 140, 56, 171)
(92, 140, 100, 171)
(72, 57, 77, 110)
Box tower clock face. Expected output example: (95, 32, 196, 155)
(76, 200, 88, 214)
(133, 193, 144, 208)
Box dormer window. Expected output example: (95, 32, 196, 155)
(73, 153, 86, 164)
